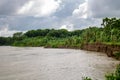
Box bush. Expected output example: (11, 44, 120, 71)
(82, 77, 92, 80)
(114, 52, 120, 60)
(105, 64, 120, 80)
(83, 64, 120, 80)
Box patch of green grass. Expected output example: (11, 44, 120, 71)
(114, 52, 120, 60)
(103, 42, 120, 46)
(84, 64, 120, 80)
(82, 77, 92, 80)
(105, 64, 120, 80)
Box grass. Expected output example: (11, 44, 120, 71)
(105, 64, 120, 80)
(103, 42, 120, 46)
(114, 52, 120, 60)
(83, 64, 120, 80)
(82, 77, 92, 80)
(12, 36, 82, 48)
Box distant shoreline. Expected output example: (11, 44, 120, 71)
(40, 42, 120, 60)
(1, 42, 120, 60)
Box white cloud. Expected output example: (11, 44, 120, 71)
(73, 0, 120, 18)
(72, 1, 88, 19)
(17, 0, 62, 17)
(0, 24, 21, 37)
(87, 0, 120, 18)
(60, 24, 74, 31)
(3, 0, 120, 37)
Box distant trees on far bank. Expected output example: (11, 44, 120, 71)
(0, 17, 120, 46)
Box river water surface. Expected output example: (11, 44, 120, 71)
(0, 46, 119, 80)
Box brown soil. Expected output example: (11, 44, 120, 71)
(81, 42, 120, 57)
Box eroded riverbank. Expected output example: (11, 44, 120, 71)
(0, 46, 119, 80)
(81, 43, 120, 59)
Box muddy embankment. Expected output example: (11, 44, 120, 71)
(81, 43, 120, 58)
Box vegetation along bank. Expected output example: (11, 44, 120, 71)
(0, 17, 120, 59)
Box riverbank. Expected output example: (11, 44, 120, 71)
(44, 42, 120, 60)
(1, 18, 120, 60)
(81, 42, 120, 59)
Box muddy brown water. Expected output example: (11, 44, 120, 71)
(0, 46, 119, 80)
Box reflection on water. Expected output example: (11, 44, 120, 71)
(0, 46, 119, 80)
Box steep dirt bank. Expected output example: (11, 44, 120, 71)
(81, 43, 120, 57)
(44, 42, 120, 59)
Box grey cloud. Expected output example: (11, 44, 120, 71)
(0, 0, 86, 31)
(0, 16, 62, 31)
(60, 17, 101, 29)
(0, 0, 30, 15)
(0, 0, 103, 37)
(54, 0, 84, 18)
(88, 0, 120, 18)
(0, 15, 101, 32)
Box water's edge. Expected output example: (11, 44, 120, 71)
(45, 43, 120, 60)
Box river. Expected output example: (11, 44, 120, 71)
(0, 46, 119, 80)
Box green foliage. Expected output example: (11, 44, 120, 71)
(82, 77, 92, 80)
(0, 37, 7, 45)
(13, 32, 26, 41)
(105, 73, 116, 80)
(47, 29, 69, 38)
(12, 37, 49, 47)
(105, 64, 120, 80)
(101, 17, 120, 42)
(24, 29, 50, 37)
(1, 17, 120, 49)
(13, 32, 23, 38)
(0, 37, 13, 45)
(1, 17, 120, 80)
(83, 64, 120, 80)
(71, 30, 83, 36)
(114, 52, 120, 60)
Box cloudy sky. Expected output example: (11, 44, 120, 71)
(0, 0, 120, 36)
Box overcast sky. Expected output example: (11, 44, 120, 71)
(0, 0, 120, 36)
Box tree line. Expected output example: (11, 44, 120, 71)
(0, 17, 120, 47)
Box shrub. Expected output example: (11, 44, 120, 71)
(82, 77, 92, 80)
(114, 52, 120, 60)
(105, 64, 120, 80)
